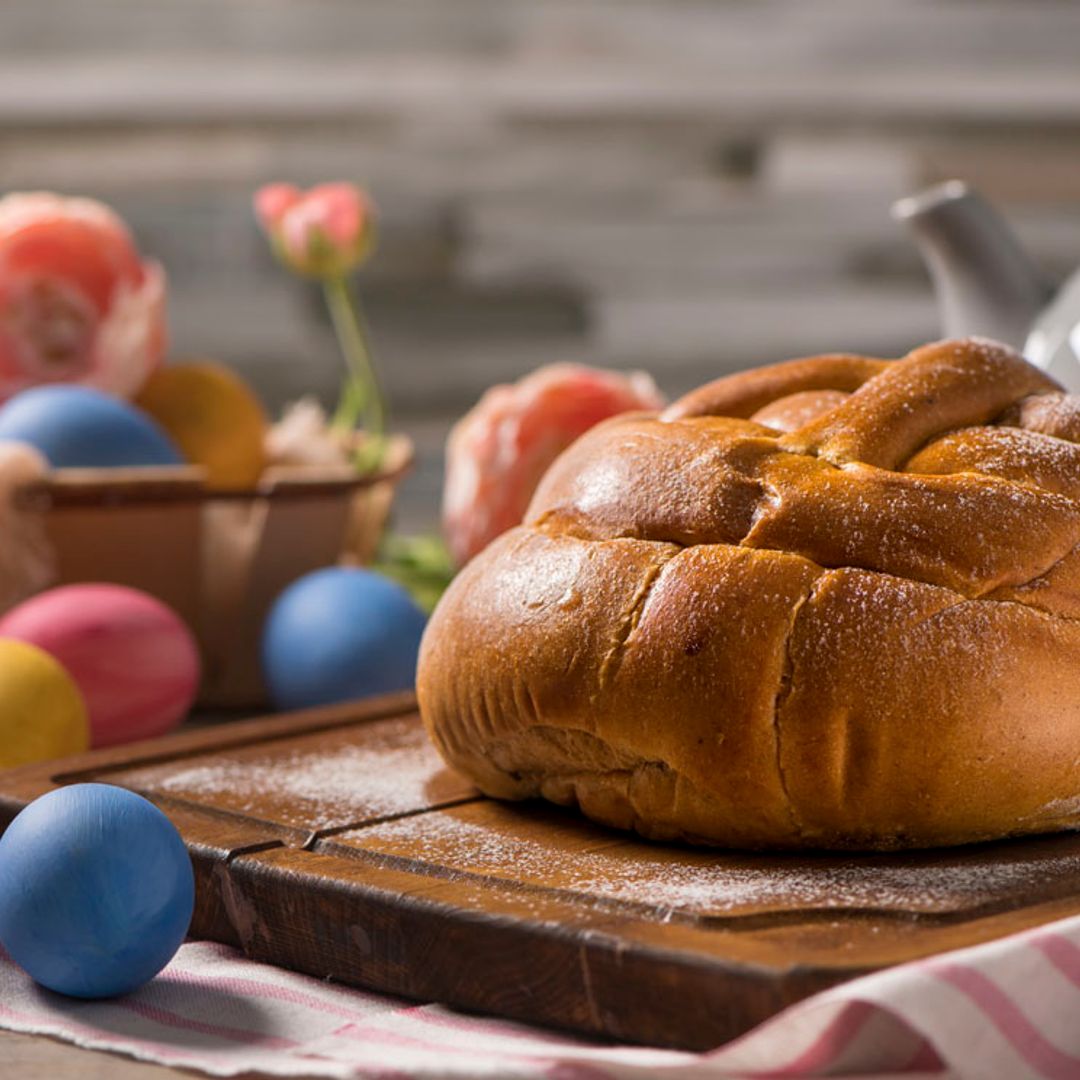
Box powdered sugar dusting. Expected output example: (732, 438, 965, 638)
(120, 717, 470, 830)
(352, 808, 1080, 918)
(1031, 795, 1080, 821)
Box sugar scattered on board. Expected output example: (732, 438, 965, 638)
(126, 718, 449, 826)
(120, 718, 1080, 920)
(357, 809, 1080, 917)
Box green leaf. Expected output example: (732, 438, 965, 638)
(374, 533, 456, 613)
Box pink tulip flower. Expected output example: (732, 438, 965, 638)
(255, 181, 387, 457)
(443, 363, 666, 567)
(0, 193, 166, 401)
(254, 182, 375, 279)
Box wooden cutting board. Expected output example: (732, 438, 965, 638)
(2, 691, 1080, 1051)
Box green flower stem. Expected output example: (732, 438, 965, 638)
(323, 274, 386, 440)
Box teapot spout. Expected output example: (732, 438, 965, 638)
(892, 180, 1052, 349)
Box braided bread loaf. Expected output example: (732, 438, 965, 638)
(418, 339, 1080, 850)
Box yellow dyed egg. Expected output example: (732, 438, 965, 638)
(136, 361, 268, 490)
(0, 639, 89, 768)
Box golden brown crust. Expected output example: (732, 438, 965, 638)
(662, 354, 887, 421)
(750, 389, 851, 432)
(418, 338, 1080, 849)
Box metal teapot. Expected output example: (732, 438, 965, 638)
(892, 180, 1080, 390)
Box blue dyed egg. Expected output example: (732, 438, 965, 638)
(0, 784, 194, 998)
(0, 386, 182, 468)
(262, 567, 427, 710)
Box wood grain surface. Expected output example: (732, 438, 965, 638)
(6, 1, 1080, 542)
(2, 691, 1080, 1051)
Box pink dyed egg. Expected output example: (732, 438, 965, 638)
(0, 585, 200, 747)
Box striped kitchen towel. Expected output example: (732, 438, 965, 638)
(1, 912, 1079, 1079)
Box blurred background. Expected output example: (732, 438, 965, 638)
(3, 0, 1079, 530)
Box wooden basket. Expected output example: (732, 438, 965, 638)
(12, 435, 414, 709)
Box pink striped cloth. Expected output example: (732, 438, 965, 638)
(2, 913, 1080, 1079)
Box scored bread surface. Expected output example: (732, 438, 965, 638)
(417, 339, 1080, 850)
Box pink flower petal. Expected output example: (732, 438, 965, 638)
(0, 209, 144, 314)
(304, 183, 367, 251)
(86, 261, 167, 399)
(254, 181, 375, 277)
(279, 201, 323, 267)
(254, 183, 303, 232)
(443, 364, 665, 566)
(0, 193, 165, 401)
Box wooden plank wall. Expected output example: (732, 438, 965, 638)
(2, 0, 1079, 528)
